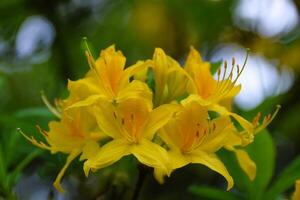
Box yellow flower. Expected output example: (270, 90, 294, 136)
(150, 48, 194, 106)
(184, 47, 243, 110)
(220, 104, 280, 181)
(20, 97, 103, 193)
(293, 180, 300, 200)
(67, 45, 152, 109)
(223, 127, 257, 181)
(83, 97, 178, 179)
(156, 98, 234, 190)
(147, 47, 255, 146)
(182, 46, 280, 145)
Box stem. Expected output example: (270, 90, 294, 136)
(131, 165, 149, 200)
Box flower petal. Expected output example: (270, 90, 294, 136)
(120, 60, 151, 88)
(211, 104, 254, 145)
(142, 104, 180, 140)
(53, 150, 81, 193)
(234, 149, 256, 181)
(117, 80, 152, 106)
(130, 139, 170, 175)
(93, 100, 123, 139)
(293, 180, 300, 200)
(153, 151, 189, 184)
(199, 117, 232, 153)
(80, 140, 101, 161)
(189, 151, 234, 190)
(83, 139, 130, 176)
(66, 95, 106, 110)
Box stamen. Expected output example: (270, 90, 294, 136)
(41, 91, 61, 118)
(211, 49, 250, 102)
(36, 125, 48, 137)
(222, 61, 228, 81)
(236, 65, 240, 75)
(252, 112, 261, 126)
(121, 118, 125, 125)
(17, 128, 50, 150)
(255, 105, 281, 133)
(217, 68, 221, 83)
(82, 37, 93, 58)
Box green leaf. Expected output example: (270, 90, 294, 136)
(210, 60, 222, 75)
(7, 149, 42, 189)
(219, 130, 275, 200)
(189, 185, 242, 200)
(146, 69, 155, 93)
(246, 130, 276, 200)
(218, 149, 251, 195)
(264, 155, 300, 200)
(13, 107, 52, 118)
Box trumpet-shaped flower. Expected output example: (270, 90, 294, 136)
(156, 98, 234, 190)
(184, 47, 243, 109)
(84, 97, 178, 179)
(67, 45, 152, 109)
(21, 97, 103, 193)
(150, 48, 193, 106)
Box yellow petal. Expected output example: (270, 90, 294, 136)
(293, 180, 300, 200)
(53, 150, 80, 193)
(184, 47, 217, 98)
(67, 77, 107, 101)
(189, 151, 234, 190)
(116, 80, 152, 106)
(169, 150, 189, 170)
(66, 95, 106, 110)
(93, 101, 123, 139)
(134, 63, 149, 82)
(234, 149, 256, 181)
(154, 168, 166, 184)
(80, 140, 101, 161)
(199, 117, 232, 153)
(83, 139, 130, 176)
(130, 139, 170, 175)
(211, 104, 254, 145)
(120, 60, 151, 88)
(153, 150, 189, 184)
(152, 48, 169, 105)
(95, 45, 126, 96)
(142, 104, 180, 140)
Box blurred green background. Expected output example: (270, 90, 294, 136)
(1, 0, 300, 199)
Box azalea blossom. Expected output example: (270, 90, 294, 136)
(155, 97, 234, 190)
(67, 45, 152, 110)
(20, 97, 103, 192)
(83, 97, 178, 179)
(20, 44, 279, 193)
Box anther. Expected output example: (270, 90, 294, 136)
(121, 118, 125, 125)
(237, 65, 240, 75)
(113, 112, 117, 119)
(217, 68, 221, 78)
(232, 57, 235, 67)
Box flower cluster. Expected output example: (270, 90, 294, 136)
(21, 45, 279, 192)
